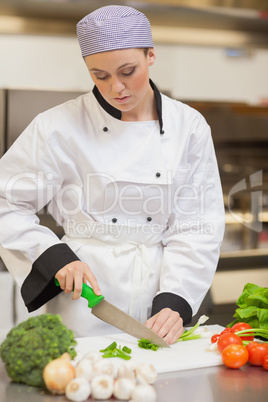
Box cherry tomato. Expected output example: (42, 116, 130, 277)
(221, 344, 249, 369)
(246, 341, 259, 353)
(217, 332, 243, 353)
(263, 354, 268, 370)
(220, 327, 232, 335)
(247, 343, 268, 366)
(211, 334, 220, 344)
(230, 322, 254, 342)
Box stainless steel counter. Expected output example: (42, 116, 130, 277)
(1, 360, 267, 402)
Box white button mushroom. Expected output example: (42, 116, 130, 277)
(75, 359, 94, 382)
(113, 378, 135, 400)
(93, 359, 116, 378)
(135, 363, 158, 384)
(131, 384, 157, 402)
(82, 351, 102, 365)
(65, 377, 91, 402)
(91, 374, 114, 400)
(117, 362, 136, 383)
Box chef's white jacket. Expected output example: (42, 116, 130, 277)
(0, 81, 225, 337)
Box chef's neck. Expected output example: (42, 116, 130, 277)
(121, 85, 158, 122)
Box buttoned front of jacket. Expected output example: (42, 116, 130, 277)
(0, 90, 225, 337)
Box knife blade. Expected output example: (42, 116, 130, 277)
(92, 298, 169, 348)
(55, 279, 169, 348)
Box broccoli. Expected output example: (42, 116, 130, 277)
(0, 313, 77, 388)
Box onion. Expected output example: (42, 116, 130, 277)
(43, 353, 76, 394)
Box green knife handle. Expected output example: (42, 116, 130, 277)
(54, 278, 104, 308)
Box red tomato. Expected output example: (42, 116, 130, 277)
(217, 332, 243, 353)
(248, 343, 268, 366)
(246, 341, 259, 353)
(230, 322, 254, 342)
(263, 354, 268, 370)
(220, 327, 232, 335)
(211, 334, 220, 344)
(221, 344, 249, 369)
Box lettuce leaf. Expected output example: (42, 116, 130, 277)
(228, 283, 268, 329)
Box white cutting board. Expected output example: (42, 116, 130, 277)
(75, 325, 224, 374)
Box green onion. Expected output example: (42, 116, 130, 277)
(176, 315, 209, 342)
(99, 341, 117, 352)
(137, 338, 159, 351)
(100, 342, 132, 360)
(122, 346, 132, 354)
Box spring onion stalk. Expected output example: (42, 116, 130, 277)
(176, 315, 210, 342)
(137, 339, 159, 351)
(100, 342, 132, 360)
(236, 328, 268, 345)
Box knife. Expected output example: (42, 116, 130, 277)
(54, 279, 169, 348)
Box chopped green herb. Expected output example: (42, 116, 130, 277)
(100, 341, 117, 352)
(137, 338, 159, 351)
(122, 346, 132, 354)
(100, 342, 132, 360)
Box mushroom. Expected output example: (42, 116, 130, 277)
(75, 358, 94, 381)
(131, 384, 157, 402)
(65, 377, 91, 402)
(82, 351, 102, 365)
(91, 374, 114, 400)
(93, 359, 116, 378)
(135, 363, 158, 384)
(113, 378, 135, 400)
(117, 362, 136, 383)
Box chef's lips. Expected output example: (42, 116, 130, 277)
(54, 279, 169, 348)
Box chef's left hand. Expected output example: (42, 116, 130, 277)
(145, 308, 184, 345)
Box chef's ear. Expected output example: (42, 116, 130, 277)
(148, 48, 156, 67)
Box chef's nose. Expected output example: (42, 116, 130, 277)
(111, 77, 125, 93)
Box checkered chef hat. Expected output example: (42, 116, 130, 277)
(76, 5, 154, 57)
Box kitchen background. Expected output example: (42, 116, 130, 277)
(0, 0, 268, 341)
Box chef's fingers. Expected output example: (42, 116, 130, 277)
(71, 262, 102, 299)
(163, 319, 184, 345)
(55, 261, 101, 300)
(145, 314, 157, 329)
(55, 261, 80, 296)
(146, 308, 183, 344)
(83, 268, 102, 297)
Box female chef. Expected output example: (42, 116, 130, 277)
(0, 5, 225, 344)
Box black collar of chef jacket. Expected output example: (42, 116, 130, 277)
(92, 79, 164, 134)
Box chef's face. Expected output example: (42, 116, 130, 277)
(84, 48, 156, 115)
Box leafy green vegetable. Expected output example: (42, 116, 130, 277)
(0, 314, 77, 388)
(227, 283, 268, 329)
(100, 342, 132, 360)
(137, 338, 159, 351)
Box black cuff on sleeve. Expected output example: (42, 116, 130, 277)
(151, 292, 193, 325)
(21, 243, 80, 312)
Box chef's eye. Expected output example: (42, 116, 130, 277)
(95, 74, 109, 81)
(121, 67, 136, 76)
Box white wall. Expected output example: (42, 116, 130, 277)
(1, 33, 268, 104)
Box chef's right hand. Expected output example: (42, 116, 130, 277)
(55, 261, 102, 300)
